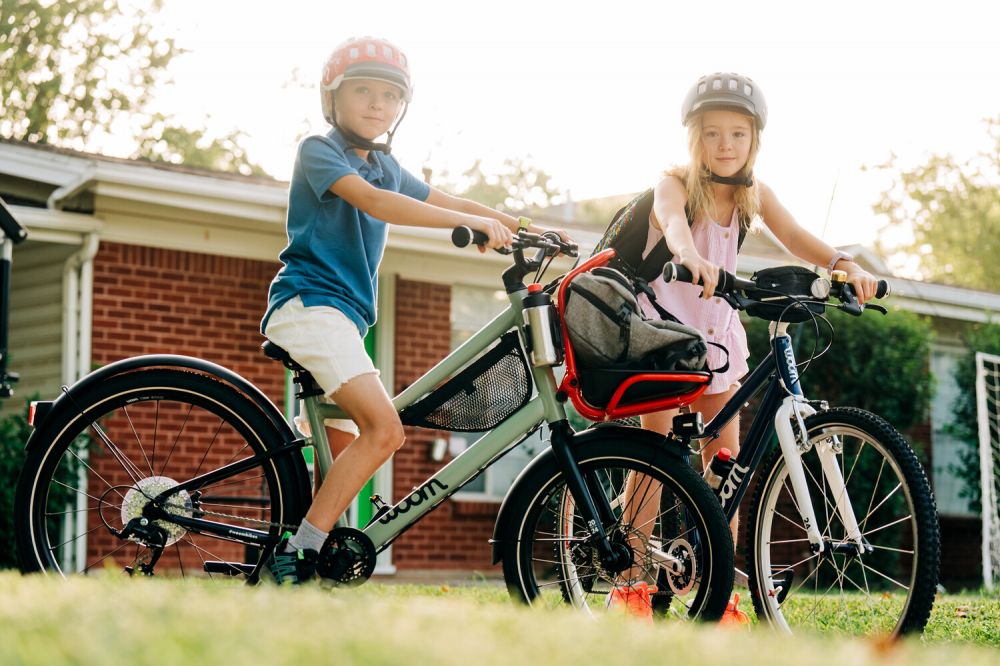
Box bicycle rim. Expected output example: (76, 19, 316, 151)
(752, 421, 927, 635)
(23, 371, 297, 580)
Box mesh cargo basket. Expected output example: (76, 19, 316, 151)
(399, 330, 533, 432)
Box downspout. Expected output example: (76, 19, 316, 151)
(51, 170, 99, 573)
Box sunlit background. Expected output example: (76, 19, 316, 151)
(96, 0, 1000, 248)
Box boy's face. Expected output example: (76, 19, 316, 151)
(700, 109, 754, 177)
(333, 78, 405, 140)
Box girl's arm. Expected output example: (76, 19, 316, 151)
(652, 176, 723, 298)
(759, 181, 879, 302)
(426, 187, 571, 243)
(330, 174, 512, 249)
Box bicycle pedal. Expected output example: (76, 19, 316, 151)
(203, 561, 256, 576)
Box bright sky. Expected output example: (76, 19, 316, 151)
(150, 0, 1000, 249)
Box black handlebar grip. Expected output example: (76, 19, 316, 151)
(662, 262, 740, 294)
(876, 280, 890, 299)
(451, 226, 489, 248)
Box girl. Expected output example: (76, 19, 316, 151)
(615, 72, 878, 621)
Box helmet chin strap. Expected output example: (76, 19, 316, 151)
(333, 102, 409, 155)
(709, 171, 753, 187)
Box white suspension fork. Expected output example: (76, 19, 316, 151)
(774, 396, 824, 551)
(814, 434, 866, 548)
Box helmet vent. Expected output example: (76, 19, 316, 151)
(350, 47, 359, 59)
(744, 84, 753, 95)
(712, 78, 722, 90)
(728, 79, 737, 90)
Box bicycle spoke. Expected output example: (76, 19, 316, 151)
(190, 417, 228, 481)
(859, 561, 910, 592)
(123, 405, 156, 477)
(158, 403, 194, 476)
(858, 482, 903, 529)
(82, 541, 132, 574)
(862, 514, 912, 538)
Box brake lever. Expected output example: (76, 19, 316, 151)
(865, 303, 888, 315)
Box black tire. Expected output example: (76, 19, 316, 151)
(501, 435, 734, 621)
(746, 407, 940, 636)
(15, 368, 310, 580)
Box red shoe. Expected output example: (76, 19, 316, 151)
(719, 592, 750, 627)
(606, 581, 659, 623)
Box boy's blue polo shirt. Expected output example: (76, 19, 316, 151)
(262, 129, 430, 337)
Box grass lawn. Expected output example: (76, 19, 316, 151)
(0, 572, 996, 665)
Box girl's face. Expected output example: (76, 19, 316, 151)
(333, 78, 404, 139)
(700, 109, 755, 178)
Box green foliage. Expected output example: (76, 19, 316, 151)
(0, 1, 267, 176)
(742, 304, 934, 435)
(947, 322, 1000, 513)
(873, 117, 1000, 290)
(0, 402, 33, 569)
(132, 115, 268, 177)
(0, 0, 178, 145)
(435, 157, 563, 211)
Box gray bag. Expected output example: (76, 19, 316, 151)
(564, 267, 710, 371)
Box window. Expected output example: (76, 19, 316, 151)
(449, 285, 548, 500)
(930, 346, 975, 516)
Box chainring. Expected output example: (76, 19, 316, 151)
(316, 527, 377, 586)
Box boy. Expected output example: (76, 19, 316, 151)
(261, 36, 565, 583)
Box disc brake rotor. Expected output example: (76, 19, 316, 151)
(664, 538, 696, 595)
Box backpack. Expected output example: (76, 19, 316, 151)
(593, 188, 749, 283)
(563, 267, 712, 372)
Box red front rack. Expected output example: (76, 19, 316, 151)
(555, 249, 711, 421)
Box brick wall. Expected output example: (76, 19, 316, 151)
(88, 242, 285, 572)
(390, 277, 499, 570)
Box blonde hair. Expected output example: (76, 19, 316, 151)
(666, 116, 762, 235)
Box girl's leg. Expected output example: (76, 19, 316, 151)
(693, 385, 741, 544)
(304, 373, 405, 532)
(618, 410, 678, 584)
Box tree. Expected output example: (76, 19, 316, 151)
(133, 116, 267, 177)
(433, 157, 563, 211)
(1, 1, 266, 176)
(873, 117, 1000, 291)
(947, 322, 1000, 513)
(743, 304, 934, 438)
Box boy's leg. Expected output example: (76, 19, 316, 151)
(304, 373, 404, 532)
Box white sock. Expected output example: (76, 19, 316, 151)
(286, 518, 327, 554)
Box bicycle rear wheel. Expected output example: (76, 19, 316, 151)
(747, 407, 939, 636)
(15, 368, 309, 580)
(500, 433, 734, 621)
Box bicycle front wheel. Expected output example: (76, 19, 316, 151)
(747, 407, 940, 636)
(500, 433, 734, 622)
(15, 368, 310, 580)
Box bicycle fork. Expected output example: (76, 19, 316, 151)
(548, 420, 634, 574)
(771, 325, 865, 555)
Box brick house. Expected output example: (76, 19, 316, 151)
(2, 139, 996, 584)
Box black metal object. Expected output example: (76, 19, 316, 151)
(0, 196, 27, 399)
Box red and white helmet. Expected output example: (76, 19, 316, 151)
(320, 36, 412, 125)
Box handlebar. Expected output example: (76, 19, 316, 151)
(661, 262, 890, 316)
(451, 226, 579, 258)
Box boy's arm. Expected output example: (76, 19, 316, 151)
(330, 174, 512, 248)
(425, 187, 572, 242)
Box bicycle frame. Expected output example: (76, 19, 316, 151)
(300, 284, 615, 556)
(696, 321, 865, 554)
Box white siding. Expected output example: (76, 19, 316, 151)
(2, 240, 73, 418)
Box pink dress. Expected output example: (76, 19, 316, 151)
(637, 209, 750, 395)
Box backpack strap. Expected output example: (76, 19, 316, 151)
(599, 189, 751, 283)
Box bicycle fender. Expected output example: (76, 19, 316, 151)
(25, 354, 295, 452)
(490, 424, 685, 564)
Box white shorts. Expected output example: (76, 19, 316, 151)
(264, 296, 378, 436)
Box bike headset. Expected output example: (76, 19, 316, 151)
(320, 36, 413, 154)
(681, 72, 767, 188)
